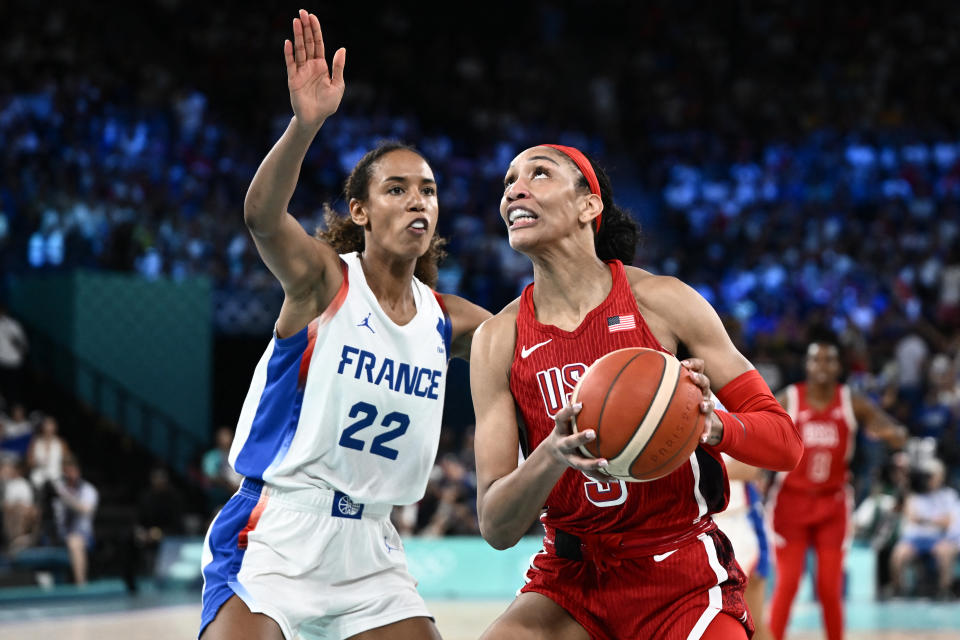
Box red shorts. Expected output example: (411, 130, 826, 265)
(520, 524, 752, 640)
(770, 485, 850, 548)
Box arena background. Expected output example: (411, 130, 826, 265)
(1, 0, 960, 637)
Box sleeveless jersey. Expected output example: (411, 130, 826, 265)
(780, 382, 857, 493)
(229, 252, 452, 505)
(509, 260, 728, 541)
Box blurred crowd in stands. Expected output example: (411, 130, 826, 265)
(1, 0, 960, 596)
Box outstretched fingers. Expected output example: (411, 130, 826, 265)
(283, 39, 295, 77)
(300, 9, 315, 59)
(310, 13, 325, 63)
(330, 48, 346, 87)
(292, 16, 306, 66)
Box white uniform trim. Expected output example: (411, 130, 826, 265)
(686, 533, 729, 640)
(689, 451, 709, 523)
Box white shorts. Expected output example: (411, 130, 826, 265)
(713, 485, 770, 579)
(200, 478, 431, 640)
(715, 509, 759, 574)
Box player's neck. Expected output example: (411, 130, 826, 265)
(530, 255, 611, 329)
(358, 250, 417, 319)
(806, 380, 837, 407)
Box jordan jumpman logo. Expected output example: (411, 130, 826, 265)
(357, 313, 375, 334)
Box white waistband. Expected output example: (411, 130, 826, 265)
(239, 477, 393, 519)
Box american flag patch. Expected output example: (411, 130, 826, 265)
(607, 314, 636, 332)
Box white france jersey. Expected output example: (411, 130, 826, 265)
(229, 252, 452, 505)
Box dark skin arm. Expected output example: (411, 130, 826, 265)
(440, 293, 492, 360)
(852, 393, 908, 449)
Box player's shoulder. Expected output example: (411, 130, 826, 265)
(480, 297, 521, 335)
(472, 298, 520, 361)
(623, 267, 698, 313)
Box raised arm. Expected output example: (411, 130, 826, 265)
(244, 11, 346, 327)
(471, 310, 606, 550)
(633, 272, 802, 471)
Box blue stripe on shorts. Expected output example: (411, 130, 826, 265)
(746, 482, 771, 579)
(199, 480, 264, 638)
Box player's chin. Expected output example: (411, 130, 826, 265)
(506, 229, 540, 253)
(397, 233, 432, 257)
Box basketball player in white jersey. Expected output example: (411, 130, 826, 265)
(713, 455, 773, 640)
(199, 11, 490, 640)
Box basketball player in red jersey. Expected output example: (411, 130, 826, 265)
(470, 144, 804, 640)
(768, 337, 907, 640)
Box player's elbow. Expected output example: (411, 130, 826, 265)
(243, 188, 273, 234)
(781, 418, 804, 471)
(480, 523, 521, 551)
(477, 503, 522, 550)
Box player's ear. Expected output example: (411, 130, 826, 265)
(349, 198, 368, 227)
(578, 193, 603, 227)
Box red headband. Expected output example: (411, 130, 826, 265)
(541, 143, 602, 230)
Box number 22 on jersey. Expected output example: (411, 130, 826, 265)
(338, 401, 410, 460)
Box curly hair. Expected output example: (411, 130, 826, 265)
(316, 142, 448, 288)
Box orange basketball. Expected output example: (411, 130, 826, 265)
(570, 347, 705, 482)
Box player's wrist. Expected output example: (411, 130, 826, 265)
(707, 414, 724, 446)
(290, 114, 325, 137)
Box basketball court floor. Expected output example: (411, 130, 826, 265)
(0, 591, 957, 639)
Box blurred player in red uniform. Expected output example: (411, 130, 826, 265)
(768, 337, 907, 640)
(470, 144, 803, 640)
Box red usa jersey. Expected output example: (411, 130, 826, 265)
(509, 260, 729, 542)
(780, 382, 857, 492)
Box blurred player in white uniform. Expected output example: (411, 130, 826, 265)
(713, 457, 773, 640)
(200, 11, 489, 640)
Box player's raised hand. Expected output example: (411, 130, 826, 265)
(284, 10, 346, 130)
(545, 403, 611, 482)
(681, 358, 723, 445)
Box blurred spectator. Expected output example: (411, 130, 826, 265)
(928, 354, 960, 414)
(912, 354, 959, 440)
(123, 467, 184, 593)
(937, 247, 960, 328)
(201, 426, 241, 512)
(1, 456, 37, 553)
(889, 458, 959, 599)
(0, 305, 27, 404)
(420, 454, 479, 537)
(26, 414, 70, 540)
(27, 415, 69, 490)
(854, 451, 910, 598)
(51, 456, 98, 585)
(895, 332, 929, 419)
(937, 420, 960, 491)
(0, 402, 32, 459)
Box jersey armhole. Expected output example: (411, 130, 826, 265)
(317, 259, 350, 327)
(431, 291, 453, 357)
